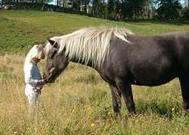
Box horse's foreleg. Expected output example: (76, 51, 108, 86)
(116, 81, 136, 114)
(179, 75, 189, 111)
(109, 84, 122, 117)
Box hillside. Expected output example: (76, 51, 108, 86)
(1, 10, 189, 53)
(0, 10, 189, 135)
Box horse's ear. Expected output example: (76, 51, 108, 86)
(48, 38, 58, 49)
(48, 38, 56, 46)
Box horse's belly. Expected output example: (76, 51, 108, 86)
(131, 66, 177, 86)
(134, 75, 176, 86)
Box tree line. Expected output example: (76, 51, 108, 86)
(2, 0, 189, 21)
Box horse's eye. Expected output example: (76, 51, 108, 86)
(50, 49, 57, 59)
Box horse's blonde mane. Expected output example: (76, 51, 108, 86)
(46, 27, 133, 68)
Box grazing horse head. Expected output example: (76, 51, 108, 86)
(43, 27, 132, 83)
(44, 38, 69, 83)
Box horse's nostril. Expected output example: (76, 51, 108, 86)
(43, 72, 46, 78)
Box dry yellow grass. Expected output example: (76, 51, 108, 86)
(0, 55, 189, 135)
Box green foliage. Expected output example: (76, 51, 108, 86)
(181, 7, 189, 20)
(124, 0, 150, 19)
(107, 0, 152, 20)
(91, 0, 106, 17)
(72, 0, 90, 12)
(156, 0, 182, 20)
(107, 0, 115, 19)
(1, 0, 189, 21)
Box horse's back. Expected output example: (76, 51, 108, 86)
(106, 32, 189, 86)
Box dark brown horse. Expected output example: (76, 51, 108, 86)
(43, 27, 189, 115)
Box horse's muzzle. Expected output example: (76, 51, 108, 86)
(43, 67, 56, 83)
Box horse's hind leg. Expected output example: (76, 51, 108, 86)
(109, 84, 122, 117)
(179, 74, 189, 111)
(116, 81, 136, 114)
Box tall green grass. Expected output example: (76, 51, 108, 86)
(0, 10, 189, 135)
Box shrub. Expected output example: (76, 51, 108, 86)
(181, 7, 189, 20)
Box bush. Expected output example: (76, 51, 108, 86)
(156, 6, 181, 20)
(181, 7, 189, 20)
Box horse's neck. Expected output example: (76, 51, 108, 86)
(69, 57, 92, 66)
(69, 56, 98, 70)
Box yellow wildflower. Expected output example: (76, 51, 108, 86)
(91, 123, 95, 128)
(171, 107, 175, 111)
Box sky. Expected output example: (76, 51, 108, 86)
(180, 0, 187, 6)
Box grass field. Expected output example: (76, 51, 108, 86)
(0, 10, 189, 135)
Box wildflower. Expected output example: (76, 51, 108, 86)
(91, 123, 95, 128)
(171, 107, 175, 111)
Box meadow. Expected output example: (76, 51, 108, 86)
(0, 10, 189, 135)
